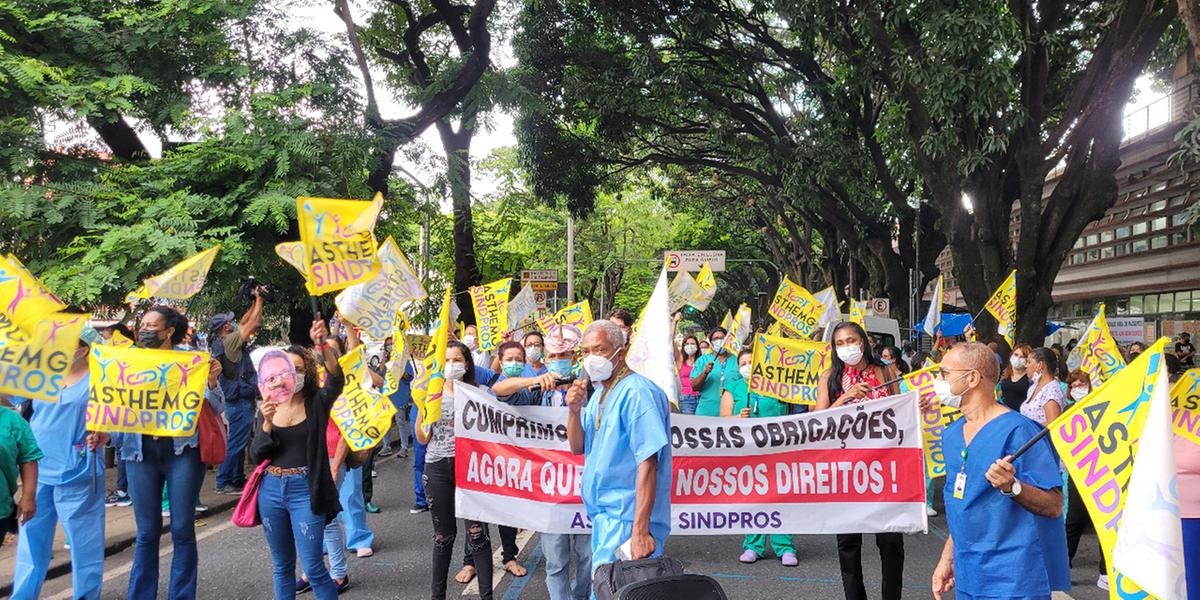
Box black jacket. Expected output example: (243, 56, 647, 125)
(249, 373, 345, 522)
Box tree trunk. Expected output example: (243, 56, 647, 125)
(87, 113, 149, 161)
(437, 120, 481, 322)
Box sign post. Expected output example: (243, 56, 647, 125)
(520, 269, 560, 292)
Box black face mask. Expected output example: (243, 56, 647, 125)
(137, 329, 164, 348)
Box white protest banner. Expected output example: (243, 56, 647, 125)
(453, 384, 926, 535)
(507, 284, 536, 331)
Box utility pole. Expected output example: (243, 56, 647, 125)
(566, 214, 575, 303)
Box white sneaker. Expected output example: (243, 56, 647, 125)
(926, 505, 938, 517)
(1097, 575, 1109, 590)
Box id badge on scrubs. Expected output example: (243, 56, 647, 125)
(952, 472, 967, 500)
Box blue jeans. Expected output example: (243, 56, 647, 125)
(13, 476, 106, 599)
(216, 398, 255, 488)
(116, 458, 127, 492)
(542, 533, 591, 600)
(303, 462, 349, 581)
(678, 394, 700, 415)
(410, 404, 427, 508)
(259, 471, 338, 600)
(126, 438, 205, 600)
(338, 466, 374, 550)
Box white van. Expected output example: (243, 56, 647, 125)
(821, 315, 902, 350)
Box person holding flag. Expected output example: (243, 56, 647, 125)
(209, 285, 267, 496)
(931, 342, 1069, 600)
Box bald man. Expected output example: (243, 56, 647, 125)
(931, 342, 1069, 600)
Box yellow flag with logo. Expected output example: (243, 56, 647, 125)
(108, 330, 135, 348)
(331, 345, 397, 451)
(413, 289, 452, 428)
(124, 244, 220, 303)
(1171, 368, 1200, 445)
(384, 312, 411, 396)
(689, 263, 717, 311)
(1067, 303, 1126, 386)
(1048, 339, 1167, 599)
(984, 270, 1016, 346)
(275, 241, 317, 294)
(897, 363, 960, 479)
(85, 344, 210, 435)
(766, 277, 822, 338)
(536, 300, 593, 334)
(335, 237, 427, 340)
(747, 333, 829, 405)
(848, 299, 866, 329)
(0, 254, 66, 333)
(0, 312, 87, 402)
(297, 194, 383, 295)
(469, 278, 512, 352)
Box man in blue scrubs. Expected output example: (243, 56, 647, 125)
(932, 342, 1070, 600)
(12, 327, 107, 600)
(566, 320, 672, 571)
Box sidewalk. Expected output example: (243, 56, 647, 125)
(0, 464, 240, 597)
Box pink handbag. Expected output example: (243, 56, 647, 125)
(232, 461, 270, 528)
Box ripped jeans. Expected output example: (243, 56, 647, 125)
(425, 458, 493, 600)
(259, 471, 338, 600)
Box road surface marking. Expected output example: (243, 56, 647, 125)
(464, 528, 535, 596)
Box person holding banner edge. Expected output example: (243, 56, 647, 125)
(566, 319, 672, 573)
(931, 342, 1069, 600)
(720, 348, 799, 567)
(110, 305, 225, 600)
(816, 321, 904, 600)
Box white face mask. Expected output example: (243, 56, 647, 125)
(462, 334, 477, 349)
(684, 344, 698, 355)
(932, 374, 969, 409)
(738, 365, 752, 380)
(583, 347, 622, 382)
(526, 346, 544, 363)
(444, 362, 466, 381)
(836, 344, 864, 366)
(1010, 356, 1026, 370)
(1069, 387, 1089, 402)
(294, 373, 306, 390)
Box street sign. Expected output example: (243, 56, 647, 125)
(533, 290, 548, 311)
(869, 298, 890, 315)
(521, 269, 560, 292)
(665, 250, 726, 272)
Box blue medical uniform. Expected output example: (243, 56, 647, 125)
(690, 352, 736, 416)
(581, 373, 672, 567)
(942, 411, 1070, 599)
(13, 377, 106, 600)
(522, 363, 548, 377)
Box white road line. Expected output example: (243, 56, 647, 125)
(463, 528, 535, 596)
(1052, 591, 1077, 599)
(44, 517, 239, 600)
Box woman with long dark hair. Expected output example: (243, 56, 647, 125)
(247, 315, 344, 600)
(416, 341, 495, 600)
(1022, 348, 1065, 426)
(111, 305, 224, 600)
(816, 322, 903, 600)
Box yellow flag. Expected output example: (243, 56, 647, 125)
(747, 333, 830, 405)
(537, 300, 593, 334)
(275, 241, 317, 294)
(0, 312, 87, 402)
(848, 299, 866, 329)
(984, 270, 1016, 346)
(108, 330, 135, 348)
(898, 363, 961, 479)
(0, 254, 66, 332)
(85, 344, 210, 435)
(296, 194, 383, 295)
(384, 313, 411, 396)
(1171, 368, 1200, 445)
(766, 276, 822, 338)
(689, 263, 717, 311)
(667, 271, 699, 313)
(335, 237, 427, 340)
(1048, 339, 1168, 591)
(766, 320, 782, 337)
(413, 289, 452, 428)
(469, 278, 512, 352)
(1067, 303, 1126, 386)
(125, 244, 220, 303)
(331, 345, 397, 451)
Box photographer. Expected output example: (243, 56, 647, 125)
(209, 282, 268, 495)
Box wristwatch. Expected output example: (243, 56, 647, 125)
(1001, 480, 1023, 497)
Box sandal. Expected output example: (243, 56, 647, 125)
(455, 565, 476, 584)
(503, 560, 528, 577)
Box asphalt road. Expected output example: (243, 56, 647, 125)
(33, 453, 1111, 600)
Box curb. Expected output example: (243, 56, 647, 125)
(0, 495, 240, 597)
